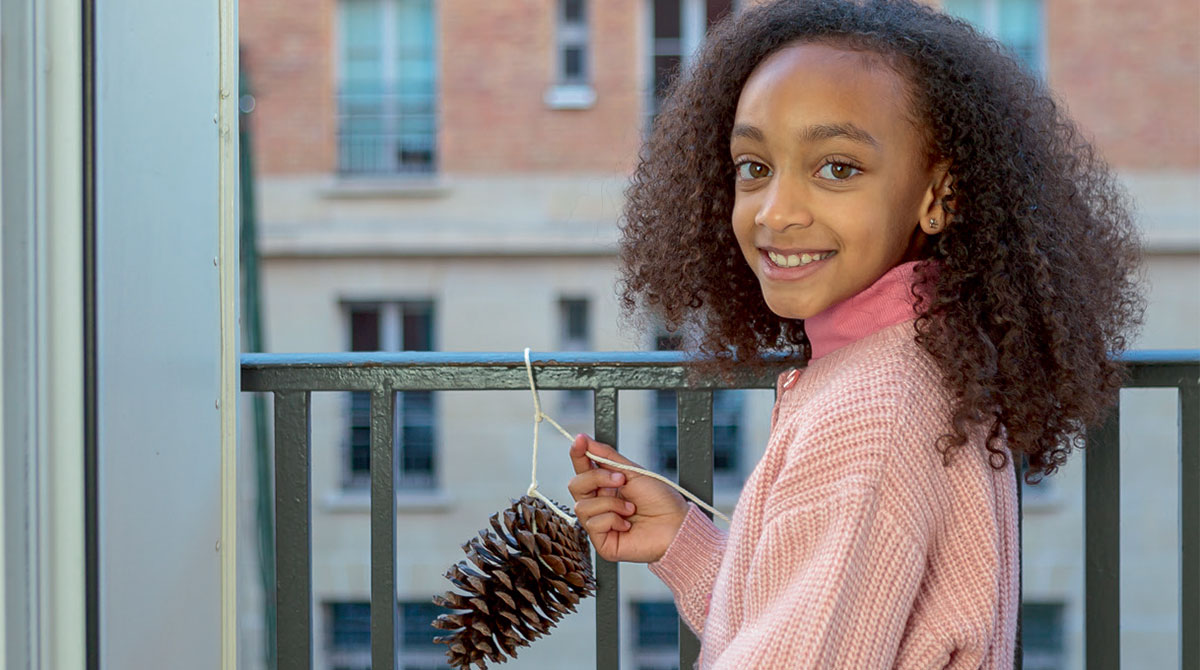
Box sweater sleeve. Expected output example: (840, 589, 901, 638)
(647, 503, 728, 635)
(711, 489, 926, 669)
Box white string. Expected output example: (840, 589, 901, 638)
(523, 348, 730, 524)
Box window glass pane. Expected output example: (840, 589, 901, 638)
(653, 0, 682, 39)
(329, 602, 372, 649)
(706, 0, 733, 27)
(712, 390, 741, 475)
(400, 390, 435, 483)
(351, 307, 381, 351)
(401, 601, 444, 648)
(349, 391, 372, 477)
(999, 0, 1042, 71)
(341, 0, 384, 83)
(562, 0, 585, 24)
(564, 46, 585, 79)
(402, 302, 434, 351)
(634, 601, 679, 648)
(560, 298, 590, 345)
(653, 54, 681, 101)
(942, 0, 984, 27)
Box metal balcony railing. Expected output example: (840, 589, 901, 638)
(240, 349, 1200, 670)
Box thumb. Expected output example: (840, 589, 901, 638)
(578, 434, 642, 471)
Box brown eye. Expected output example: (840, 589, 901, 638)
(818, 161, 861, 181)
(736, 161, 772, 180)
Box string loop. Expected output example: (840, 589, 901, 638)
(523, 348, 730, 524)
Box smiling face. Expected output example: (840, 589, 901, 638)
(730, 42, 950, 320)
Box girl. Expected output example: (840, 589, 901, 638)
(567, 0, 1144, 668)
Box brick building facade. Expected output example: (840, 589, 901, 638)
(238, 1, 1198, 668)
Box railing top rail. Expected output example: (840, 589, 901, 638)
(242, 349, 1199, 367)
(240, 351, 800, 393)
(240, 350, 1198, 393)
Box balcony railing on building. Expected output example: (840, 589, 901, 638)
(337, 86, 436, 176)
(241, 350, 1200, 670)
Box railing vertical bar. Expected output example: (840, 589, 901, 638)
(1085, 405, 1121, 670)
(371, 389, 398, 670)
(594, 388, 620, 670)
(676, 391, 714, 670)
(1181, 383, 1198, 670)
(274, 391, 312, 670)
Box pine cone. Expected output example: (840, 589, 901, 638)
(431, 495, 595, 669)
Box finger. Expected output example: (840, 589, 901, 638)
(569, 434, 600, 475)
(577, 435, 642, 471)
(574, 495, 635, 521)
(567, 468, 626, 501)
(583, 511, 632, 537)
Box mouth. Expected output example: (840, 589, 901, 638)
(762, 249, 837, 268)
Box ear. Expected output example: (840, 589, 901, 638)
(918, 162, 954, 235)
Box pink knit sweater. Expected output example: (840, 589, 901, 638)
(649, 262, 1019, 669)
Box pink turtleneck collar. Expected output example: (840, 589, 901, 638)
(804, 261, 924, 361)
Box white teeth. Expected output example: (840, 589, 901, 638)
(766, 250, 834, 268)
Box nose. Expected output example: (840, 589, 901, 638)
(754, 176, 814, 230)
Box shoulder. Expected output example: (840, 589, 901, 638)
(783, 321, 950, 427)
(765, 322, 954, 509)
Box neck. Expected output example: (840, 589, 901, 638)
(804, 261, 924, 361)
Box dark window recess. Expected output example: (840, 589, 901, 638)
(653, 0, 682, 39)
(329, 602, 371, 650)
(1020, 601, 1065, 670)
(653, 54, 681, 101)
(706, 0, 733, 27)
(564, 47, 585, 79)
(401, 602, 444, 649)
(652, 332, 740, 482)
(634, 600, 680, 670)
(345, 301, 437, 489)
(563, 0, 585, 23)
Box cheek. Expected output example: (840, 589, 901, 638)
(731, 198, 755, 240)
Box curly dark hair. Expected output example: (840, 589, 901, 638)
(619, 0, 1145, 480)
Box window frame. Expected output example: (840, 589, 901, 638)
(343, 299, 438, 491)
(335, 0, 439, 176)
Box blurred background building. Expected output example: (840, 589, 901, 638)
(236, 1, 1198, 669)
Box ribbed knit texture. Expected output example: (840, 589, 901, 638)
(649, 262, 1019, 669)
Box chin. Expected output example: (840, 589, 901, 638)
(762, 295, 819, 321)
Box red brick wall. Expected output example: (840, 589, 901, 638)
(239, 0, 1199, 175)
(1047, 0, 1199, 169)
(240, 0, 336, 174)
(240, 0, 642, 175)
(438, 0, 643, 173)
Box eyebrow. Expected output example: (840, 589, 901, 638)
(730, 122, 880, 149)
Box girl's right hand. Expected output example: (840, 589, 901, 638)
(567, 434, 689, 564)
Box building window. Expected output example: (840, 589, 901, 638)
(942, 0, 1044, 74)
(346, 301, 437, 490)
(1020, 601, 1065, 670)
(338, 0, 436, 175)
(325, 600, 450, 670)
(558, 0, 589, 85)
(327, 602, 371, 670)
(633, 600, 680, 670)
(652, 334, 743, 488)
(559, 297, 592, 415)
(647, 0, 734, 119)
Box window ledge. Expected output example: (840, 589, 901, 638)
(321, 488, 456, 513)
(320, 176, 451, 200)
(544, 84, 596, 110)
